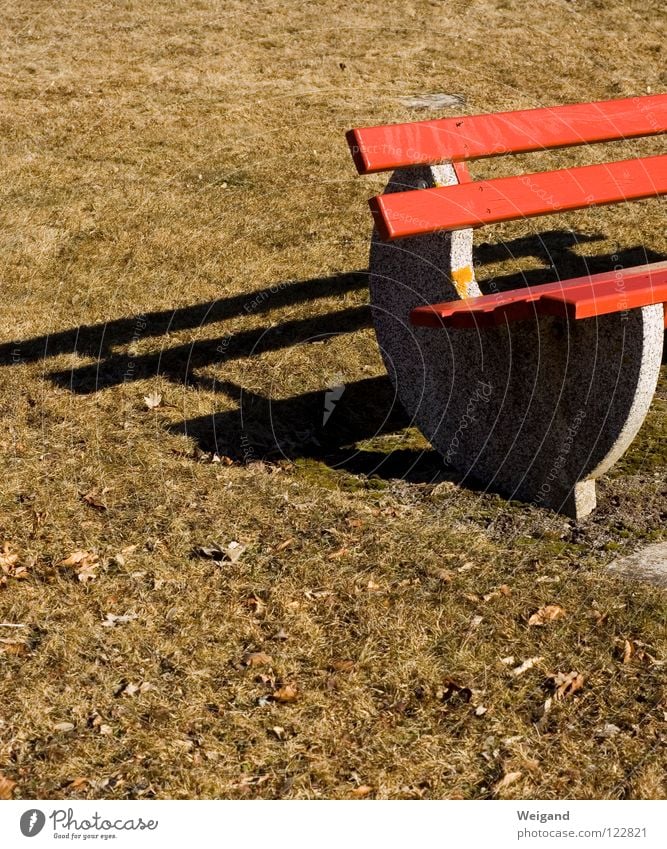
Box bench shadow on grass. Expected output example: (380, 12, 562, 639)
(168, 233, 667, 483)
(2, 230, 665, 483)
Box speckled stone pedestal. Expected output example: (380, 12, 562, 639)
(369, 165, 665, 520)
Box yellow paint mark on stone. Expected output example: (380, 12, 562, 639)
(452, 265, 474, 298)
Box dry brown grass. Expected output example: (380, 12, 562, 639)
(0, 0, 665, 800)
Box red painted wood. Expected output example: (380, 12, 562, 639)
(409, 262, 667, 329)
(369, 154, 667, 240)
(452, 161, 471, 184)
(347, 94, 667, 174)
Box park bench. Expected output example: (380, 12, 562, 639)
(346, 94, 667, 519)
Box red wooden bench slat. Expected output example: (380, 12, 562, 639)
(369, 154, 667, 240)
(347, 94, 667, 174)
(409, 262, 667, 328)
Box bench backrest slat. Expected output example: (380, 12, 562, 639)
(347, 94, 667, 174)
(370, 154, 667, 240)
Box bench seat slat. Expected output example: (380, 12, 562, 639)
(369, 154, 667, 240)
(347, 94, 667, 174)
(409, 262, 667, 328)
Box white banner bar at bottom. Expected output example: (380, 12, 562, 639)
(0, 799, 665, 849)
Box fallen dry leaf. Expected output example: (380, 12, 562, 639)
(346, 518, 364, 529)
(512, 657, 543, 677)
(0, 775, 16, 799)
(82, 488, 109, 511)
(619, 638, 655, 665)
(432, 568, 453, 583)
(241, 595, 265, 617)
(60, 550, 100, 582)
(0, 543, 19, 573)
(225, 541, 246, 563)
(330, 659, 355, 673)
(211, 453, 234, 466)
(552, 670, 585, 700)
(528, 604, 566, 626)
(144, 391, 162, 410)
(623, 639, 635, 664)
(494, 771, 522, 793)
(272, 685, 298, 703)
(197, 541, 246, 563)
(351, 785, 373, 798)
(437, 679, 473, 704)
(483, 584, 511, 602)
(0, 639, 28, 656)
(244, 652, 273, 667)
(304, 588, 334, 601)
(101, 612, 138, 628)
(77, 563, 98, 583)
(60, 550, 92, 566)
(118, 681, 140, 697)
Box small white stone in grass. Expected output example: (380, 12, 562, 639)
(595, 723, 621, 739)
(398, 93, 466, 110)
(475, 705, 488, 716)
(53, 722, 75, 733)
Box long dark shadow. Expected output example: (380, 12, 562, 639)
(39, 238, 664, 391)
(476, 237, 667, 294)
(169, 376, 454, 482)
(48, 305, 371, 394)
(0, 270, 369, 366)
